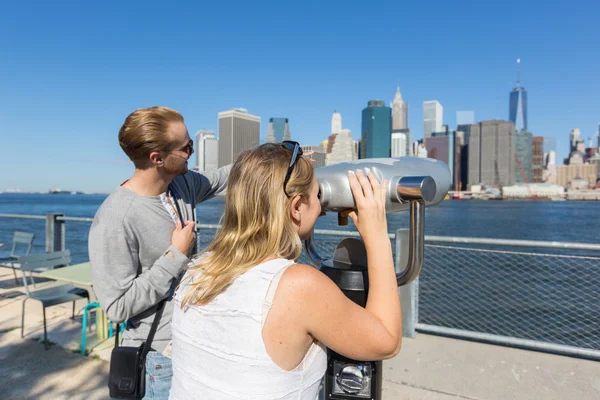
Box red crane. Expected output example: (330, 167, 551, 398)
(514, 153, 536, 198)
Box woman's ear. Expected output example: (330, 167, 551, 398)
(290, 195, 302, 223)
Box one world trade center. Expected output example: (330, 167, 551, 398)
(509, 58, 528, 132)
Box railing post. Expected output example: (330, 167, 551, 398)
(46, 213, 65, 252)
(396, 228, 419, 338)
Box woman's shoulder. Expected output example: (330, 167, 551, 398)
(282, 263, 322, 279)
(271, 263, 343, 331)
(277, 263, 336, 298)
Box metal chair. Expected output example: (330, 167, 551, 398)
(19, 250, 90, 349)
(81, 301, 100, 354)
(0, 231, 36, 285)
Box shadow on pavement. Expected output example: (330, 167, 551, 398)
(0, 327, 110, 399)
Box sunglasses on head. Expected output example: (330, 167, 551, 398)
(281, 140, 303, 197)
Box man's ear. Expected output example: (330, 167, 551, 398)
(149, 151, 163, 166)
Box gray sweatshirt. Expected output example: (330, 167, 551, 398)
(89, 166, 230, 351)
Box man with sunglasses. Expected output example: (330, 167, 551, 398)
(89, 106, 231, 399)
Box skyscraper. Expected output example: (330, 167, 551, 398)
(326, 129, 357, 165)
(217, 108, 260, 167)
(413, 140, 427, 158)
(509, 59, 528, 132)
(195, 129, 218, 172)
(265, 118, 291, 143)
(468, 120, 516, 187)
(532, 136, 544, 183)
(557, 163, 596, 187)
(324, 111, 357, 165)
(391, 86, 408, 130)
(320, 139, 329, 153)
(331, 111, 342, 135)
(423, 101, 443, 138)
(544, 150, 557, 184)
(425, 129, 462, 190)
(324, 111, 341, 158)
(354, 140, 361, 159)
(570, 128, 582, 153)
(391, 86, 412, 156)
(361, 100, 392, 158)
(455, 125, 471, 190)
(514, 130, 533, 184)
(391, 132, 407, 157)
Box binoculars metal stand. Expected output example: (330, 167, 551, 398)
(304, 176, 434, 400)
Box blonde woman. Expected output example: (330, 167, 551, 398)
(169, 142, 401, 400)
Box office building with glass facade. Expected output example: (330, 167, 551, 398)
(509, 87, 528, 132)
(361, 100, 392, 158)
(265, 117, 291, 143)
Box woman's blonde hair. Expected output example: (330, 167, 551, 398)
(118, 106, 184, 168)
(181, 143, 314, 307)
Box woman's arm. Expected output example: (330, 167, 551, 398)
(276, 262, 401, 361)
(275, 170, 401, 360)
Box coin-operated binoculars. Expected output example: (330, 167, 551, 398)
(304, 157, 451, 400)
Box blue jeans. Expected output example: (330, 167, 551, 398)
(144, 351, 172, 399)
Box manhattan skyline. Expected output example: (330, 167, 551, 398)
(1, 0, 599, 192)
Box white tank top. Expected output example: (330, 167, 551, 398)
(169, 258, 327, 400)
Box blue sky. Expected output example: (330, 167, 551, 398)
(1, 0, 599, 193)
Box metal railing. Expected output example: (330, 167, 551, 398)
(1, 213, 599, 361)
(416, 237, 600, 361)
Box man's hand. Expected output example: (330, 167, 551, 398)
(171, 220, 196, 256)
(304, 151, 316, 164)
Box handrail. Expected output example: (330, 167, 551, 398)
(3, 213, 600, 252)
(424, 235, 600, 251)
(0, 213, 47, 220)
(57, 216, 93, 223)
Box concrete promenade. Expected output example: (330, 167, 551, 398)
(1, 268, 598, 399)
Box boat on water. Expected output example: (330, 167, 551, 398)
(450, 192, 473, 200)
(49, 188, 84, 195)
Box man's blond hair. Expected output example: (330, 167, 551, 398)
(118, 106, 184, 168)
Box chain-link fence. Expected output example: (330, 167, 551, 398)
(191, 225, 600, 355)
(2, 214, 598, 357)
(418, 242, 600, 352)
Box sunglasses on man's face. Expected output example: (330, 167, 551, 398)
(178, 140, 194, 156)
(281, 140, 303, 197)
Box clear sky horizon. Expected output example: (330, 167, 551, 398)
(1, 0, 599, 193)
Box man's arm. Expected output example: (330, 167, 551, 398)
(188, 164, 232, 202)
(89, 223, 189, 323)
